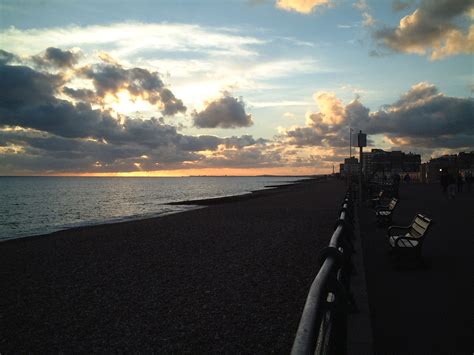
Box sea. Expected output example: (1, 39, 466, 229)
(0, 176, 308, 241)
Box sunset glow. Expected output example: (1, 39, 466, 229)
(0, 0, 472, 176)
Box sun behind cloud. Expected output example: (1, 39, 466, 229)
(276, 0, 332, 14)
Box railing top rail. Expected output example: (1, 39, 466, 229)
(291, 258, 337, 354)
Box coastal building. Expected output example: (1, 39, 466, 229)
(362, 149, 421, 179)
(426, 151, 474, 182)
(339, 157, 359, 177)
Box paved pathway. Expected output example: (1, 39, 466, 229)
(359, 182, 473, 354)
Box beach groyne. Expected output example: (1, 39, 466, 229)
(1, 178, 346, 352)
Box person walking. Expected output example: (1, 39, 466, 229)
(466, 171, 472, 192)
(456, 172, 464, 193)
(403, 173, 411, 184)
(440, 169, 449, 193)
(447, 173, 456, 199)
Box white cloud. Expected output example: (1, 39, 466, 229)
(276, 0, 332, 14)
(0, 22, 265, 59)
(147, 58, 321, 108)
(248, 100, 310, 108)
(0, 23, 326, 111)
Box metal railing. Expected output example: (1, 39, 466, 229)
(291, 190, 354, 355)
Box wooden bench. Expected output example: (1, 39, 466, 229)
(375, 197, 398, 225)
(370, 190, 385, 207)
(387, 214, 432, 265)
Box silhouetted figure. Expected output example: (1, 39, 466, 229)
(456, 173, 464, 193)
(392, 172, 400, 198)
(440, 170, 449, 193)
(466, 171, 472, 192)
(403, 173, 411, 184)
(447, 173, 456, 199)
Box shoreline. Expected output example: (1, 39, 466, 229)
(1, 176, 319, 243)
(168, 177, 315, 205)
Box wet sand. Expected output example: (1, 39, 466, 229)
(1, 177, 346, 352)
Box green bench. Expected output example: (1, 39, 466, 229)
(387, 214, 432, 266)
(375, 198, 398, 225)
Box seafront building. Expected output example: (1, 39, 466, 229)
(424, 151, 474, 182)
(339, 157, 359, 177)
(361, 149, 421, 179)
(341, 149, 474, 183)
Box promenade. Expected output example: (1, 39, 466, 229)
(358, 182, 473, 354)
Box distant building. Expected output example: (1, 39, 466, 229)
(339, 157, 359, 177)
(426, 152, 474, 182)
(362, 149, 421, 179)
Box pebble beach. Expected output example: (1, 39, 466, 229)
(1, 178, 346, 352)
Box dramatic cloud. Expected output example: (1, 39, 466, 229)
(375, 0, 474, 60)
(0, 64, 65, 109)
(361, 83, 474, 142)
(32, 47, 81, 68)
(0, 49, 19, 65)
(0, 23, 325, 110)
(62, 87, 97, 102)
(284, 82, 474, 151)
(193, 93, 253, 128)
(276, 0, 332, 14)
(0, 55, 276, 174)
(78, 63, 186, 115)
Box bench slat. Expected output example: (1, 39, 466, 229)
(411, 223, 426, 236)
(414, 216, 430, 229)
(389, 236, 419, 247)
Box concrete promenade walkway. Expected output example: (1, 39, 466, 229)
(359, 182, 473, 354)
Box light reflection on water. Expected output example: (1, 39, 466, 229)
(0, 176, 307, 241)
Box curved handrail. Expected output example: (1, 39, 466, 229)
(291, 192, 353, 355)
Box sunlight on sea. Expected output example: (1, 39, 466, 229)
(0, 176, 307, 240)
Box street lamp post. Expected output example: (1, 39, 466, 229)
(356, 130, 367, 206)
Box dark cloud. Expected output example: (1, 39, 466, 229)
(363, 84, 474, 140)
(159, 88, 187, 116)
(0, 64, 64, 109)
(196, 145, 282, 168)
(223, 135, 267, 148)
(0, 59, 272, 174)
(284, 82, 474, 150)
(374, 0, 474, 60)
(176, 135, 223, 151)
(285, 127, 324, 146)
(0, 126, 272, 174)
(0, 49, 19, 65)
(193, 93, 253, 128)
(33, 47, 81, 68)
(62, 87, 97, 103)
(80, 63, 186, 116)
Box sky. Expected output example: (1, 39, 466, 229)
(0, 0, 473, 176)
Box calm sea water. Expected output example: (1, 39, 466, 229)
(0, 176, 307, 241)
